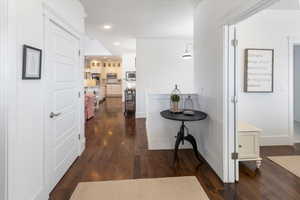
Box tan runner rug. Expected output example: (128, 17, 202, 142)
(70, 176, 209, 200)
(268, 156, 300, 178)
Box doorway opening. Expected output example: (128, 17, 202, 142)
(84, 55, 136, 120)
(227, 0, 300, 182)
(293, 45, 300, 143)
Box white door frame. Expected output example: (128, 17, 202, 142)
(223, 0, 279, 183)
(43, 2, 85, 193)
(223, 25, 239, 182)
(288, 37, 300, 143)
(0, 0, 8, 199)
(0, 0, 18, 199)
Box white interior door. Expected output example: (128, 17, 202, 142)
(227, 25, 239, 182)
(46, 20, 81, 190)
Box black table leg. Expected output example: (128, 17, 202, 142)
(174, 121, 202, 164)
(174, 132, 181, 164)
(184, 134, 202, 163)
(174, 122, 185, 164)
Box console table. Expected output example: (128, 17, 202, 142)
(160, 110, 208, 164)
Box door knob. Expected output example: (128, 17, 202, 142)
(50, 112, 61, 118)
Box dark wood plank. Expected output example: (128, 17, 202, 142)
(50, 97, 300, 200)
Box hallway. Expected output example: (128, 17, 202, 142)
(50, 98, 224, 199)
(50, 98, 300, 200)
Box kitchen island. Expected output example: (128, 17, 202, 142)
(106, 83, 122, 97)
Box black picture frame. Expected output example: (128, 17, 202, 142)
(22, 45, 42, 80)
(244, 48, 274, 93)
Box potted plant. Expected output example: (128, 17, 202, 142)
(171, 94, 180, 113)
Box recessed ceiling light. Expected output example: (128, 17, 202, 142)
(103, 25, 112, 30)
(113, 42, 120, 46)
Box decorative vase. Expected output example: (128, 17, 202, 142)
(172, 102, 179, 113)
(170, 85, 183, 113)
(184, 95, 194, 111)
(183, 95, 195, 116)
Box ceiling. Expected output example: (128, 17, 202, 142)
(269, 0, 300, 10)
(81, 0, 199, 55)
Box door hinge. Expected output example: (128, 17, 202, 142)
(78, 134, 81, 140)
(78, 92, 81, 98)
(231, 39, 238, 47)
(231, 96, 238, 104)
(231, 152, 239, 160)
(78, 50, 81, 56)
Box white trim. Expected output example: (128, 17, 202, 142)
(260, 135, 292, 146)
(288, 37, 300, 144)
(0, 0, 8, 199)
(223, 25, 230, 183)
(147, 139, 192, 150)
(135, 112, 146, 119)
(79, 38, 86, 155)
(221, 0, 279, 25)
(4, 0, 18, 199)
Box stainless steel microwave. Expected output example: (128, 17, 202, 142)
(126, 71, 136, 81)
(107, 73, 117, 80)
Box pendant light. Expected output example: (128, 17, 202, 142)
(182, 43, 193, 59)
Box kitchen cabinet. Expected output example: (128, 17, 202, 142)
(106, 84, 122, 97)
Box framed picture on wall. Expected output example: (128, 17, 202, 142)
(244, 48, 274, 93)
(22, 45, 42, 80)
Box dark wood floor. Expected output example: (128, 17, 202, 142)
(50, 98, 300, 200)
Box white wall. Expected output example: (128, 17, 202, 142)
(84, 37, 112, 56)
(122, 53, 136, 72)
(6, 0, 86, 200)
(122, 53, 136, 101)
(294, 45, 300, 122)
(237, 10, 300, 145)
(194, 0, 268, 182)
(0, 1, 8, 199)
(146, 93, 202, 150)
(136, 38, 195, 118)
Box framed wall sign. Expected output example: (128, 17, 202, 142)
(22, 45, 42, 80)
(244, 48, 274, 93)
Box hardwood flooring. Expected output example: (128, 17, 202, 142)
(50, 98, 300, 200)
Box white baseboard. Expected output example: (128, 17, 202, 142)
(135, 112, 146, 118)
(148, 140, 192, 150)
(79, 138, 86, 155)
(294, 139, 300, 143)
(260, 135, 292, 146)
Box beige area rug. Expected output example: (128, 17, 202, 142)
(268, 156, 300, 178)
(70, 176, 209, 200)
